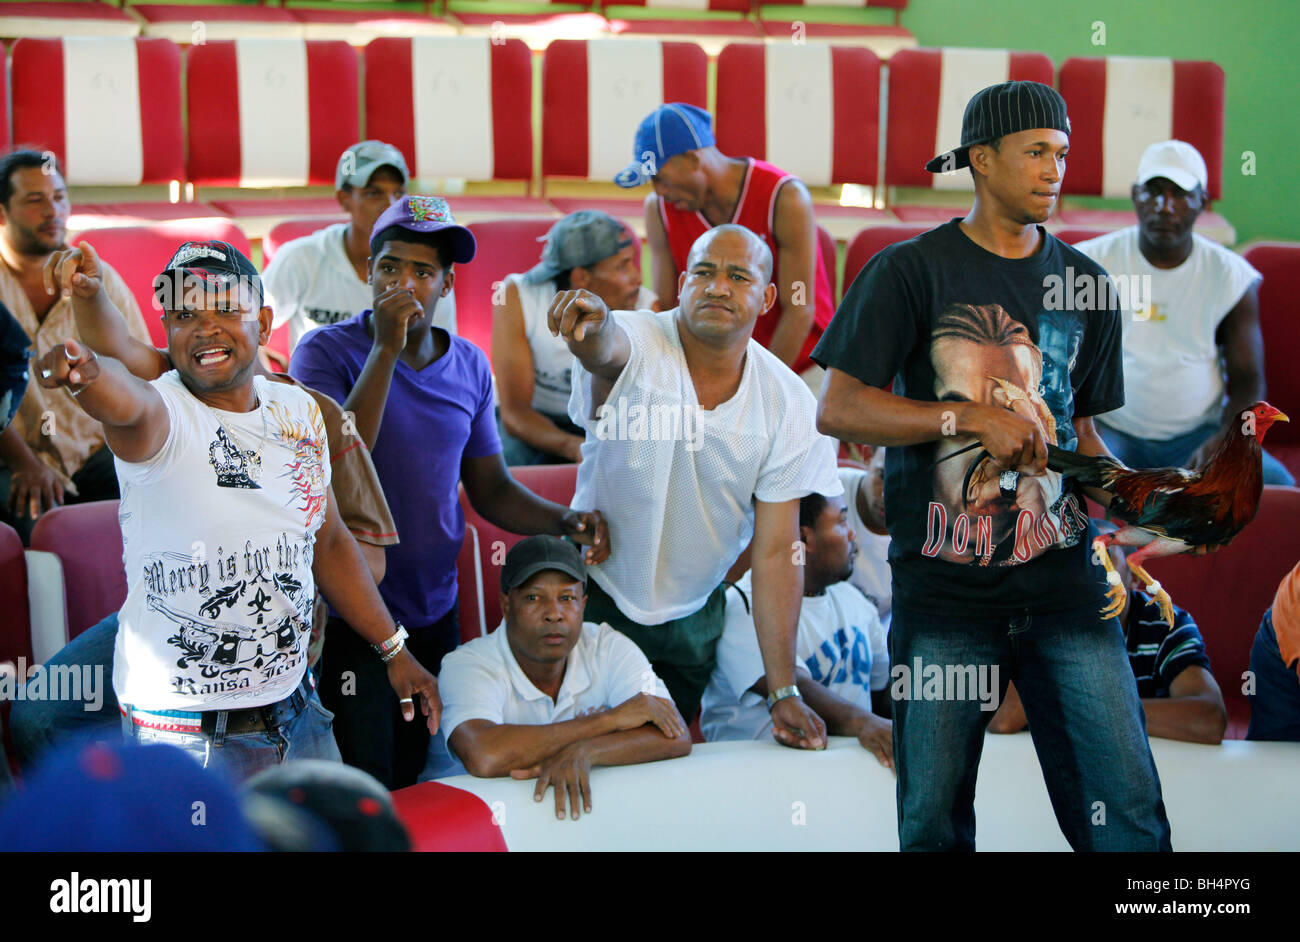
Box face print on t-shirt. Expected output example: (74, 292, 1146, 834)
(927, 302, 1090, 566)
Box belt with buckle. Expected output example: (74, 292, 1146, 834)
(126, 674, 314, 742)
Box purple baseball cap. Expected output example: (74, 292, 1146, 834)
(369, 194, 476, 264)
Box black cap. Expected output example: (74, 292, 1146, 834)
(153, 240, 264, 310)
(925, 80, 1071, 174)
(501, 535, 587, 592)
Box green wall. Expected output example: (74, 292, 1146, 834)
(900, 0, 1300, 245)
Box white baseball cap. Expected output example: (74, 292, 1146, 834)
(1135, 140, 1208, 193)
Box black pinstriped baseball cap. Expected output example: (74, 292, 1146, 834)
(925, 80, 1071, 173)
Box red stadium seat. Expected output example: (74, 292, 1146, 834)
(0, 2, 140, 39)
(883, 47, 1053, 218)
(541, 39, 708, 182)
(29, 501, 126, 644)
(1056, 57, 1232, 238)
(365, 37, 536, 186)
(447, 0, 607, 36)
(602, 0, 761, 44)
(456, 218, 643, 360)
(287, 5, 457, 43)
(1053, 228, 1110, 245)
(0, 521, 32, 780)
(1241, 242, 1300, 481)
(1147, 486, 1300, 739)
(842, 223, 928, 292)
(715, 43, 881, 190)
(71, 221, 252, 348)
(11, 37, 183, 186)
(457, 465, 579, 637)
(262, 216, 345, 268)
(752, 0, 912, 48)
(1058, 57, 1224, 201)
(456, 218, 555, 359)
(186, 39, 358, 187)
(131, 3, 303, 41)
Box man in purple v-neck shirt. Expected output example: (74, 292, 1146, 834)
(291, 195, 610, 789)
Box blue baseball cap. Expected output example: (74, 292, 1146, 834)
(614, 103, 715, 189)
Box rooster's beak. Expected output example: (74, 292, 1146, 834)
(1276, 411, 1291, 423)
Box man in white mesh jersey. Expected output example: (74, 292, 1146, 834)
(548, 224, 841, 747)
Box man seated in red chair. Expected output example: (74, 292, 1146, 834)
(493, 210, 656, 466)
(440, 536, 690, 821)
(989, 533, 1228, 745)
(30, 241, 439, 781)
(618, 104, 834, 388)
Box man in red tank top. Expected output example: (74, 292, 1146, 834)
(615, 104, 833, 381)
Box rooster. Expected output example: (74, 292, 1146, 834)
(1046, 401, 1289, 626)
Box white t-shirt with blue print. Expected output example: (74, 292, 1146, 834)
(700, 570, 890, 742)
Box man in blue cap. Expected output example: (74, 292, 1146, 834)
(291, 195, 612, 789)
(813, 81, 1172, 851)
(616, 104, 834, 384)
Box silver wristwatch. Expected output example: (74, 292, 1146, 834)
(766, 685, 802, 711)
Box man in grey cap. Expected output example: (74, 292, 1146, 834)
(493, 210, 655, 465)
(440, 535, 688, 821)
(813, 81, 1173, 851)
(263, 140, 457, 352)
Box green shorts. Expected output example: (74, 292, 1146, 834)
(583, 578, 728, 723)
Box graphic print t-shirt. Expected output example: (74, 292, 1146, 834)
(812, 221, 1124, 616)
(113, 373, 331, 712)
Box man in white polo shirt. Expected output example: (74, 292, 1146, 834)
(441, 536, 690, 821)
(262, 140, 458, 351)
(549, 224, 841, 748)
(1075, 140, 1291, 484)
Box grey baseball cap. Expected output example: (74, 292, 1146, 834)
(500, 535, 587, 591)
(336, 140, 410, 190)
(523, 210, 634, 284)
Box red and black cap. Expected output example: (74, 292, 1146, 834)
(153, 240, 264, 309)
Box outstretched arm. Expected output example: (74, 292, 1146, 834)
(44, 242, 170, 381)
(34, 340, 168, 463)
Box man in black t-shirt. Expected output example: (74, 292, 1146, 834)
(813, 81, 1172, 851)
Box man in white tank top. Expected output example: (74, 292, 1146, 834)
(34, 241, 441, 782)
(493, 210, 655, 466)
(549, 224, 842, 747)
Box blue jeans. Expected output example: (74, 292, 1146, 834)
(1246, 609, 1300, 741)
(121, 686, 342, 784)
(1098, 420, 1295, 486)
(891, 603, 1172, 851)
(10, 613, 122, 767)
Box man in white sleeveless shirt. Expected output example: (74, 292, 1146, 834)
(493, 210, 655, 466)
(548, 224, 841, 747)
(1075, 140, 1292, 484)
(34, 241, 440, 782)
